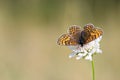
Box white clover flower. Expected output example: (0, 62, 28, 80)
(68, 36, 102, 61)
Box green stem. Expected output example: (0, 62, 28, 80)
(91, 60, 95, 80)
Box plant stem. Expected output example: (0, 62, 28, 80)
(91, 60, 95, 80)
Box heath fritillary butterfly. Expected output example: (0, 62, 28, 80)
(57, 23, 103, 46)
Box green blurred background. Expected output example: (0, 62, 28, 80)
(0, 0, 120, 80)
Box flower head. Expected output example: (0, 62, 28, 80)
(68, 36, 102, 61)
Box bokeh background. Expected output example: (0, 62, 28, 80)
(0, 0, 120, 80)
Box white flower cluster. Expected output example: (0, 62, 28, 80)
(68, 36, 102, 61)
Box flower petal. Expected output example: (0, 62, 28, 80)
(69, 52, 77, 58)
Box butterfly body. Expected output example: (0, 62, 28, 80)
(57, 24, 103, 46)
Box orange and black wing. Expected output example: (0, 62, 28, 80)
(81, 23, 103, 44)
(68, 25, 81, 41)
(68, 25, 81, 35)
(57, 34, 79, 46)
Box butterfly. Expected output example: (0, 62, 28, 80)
(57, 23, 103, 46)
